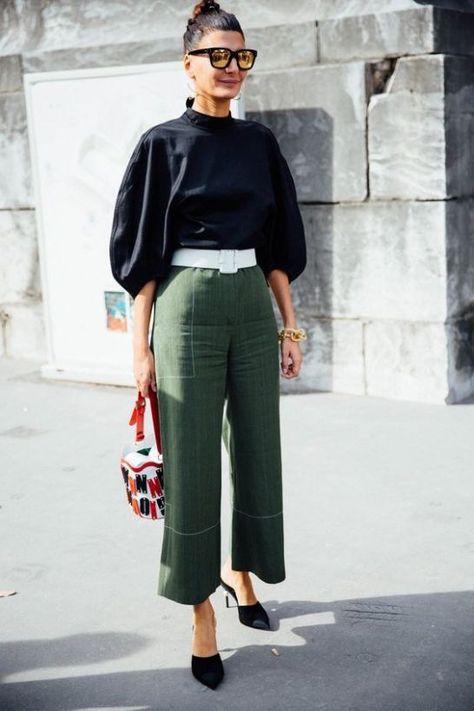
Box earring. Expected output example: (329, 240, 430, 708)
(186, 79, 196, 107)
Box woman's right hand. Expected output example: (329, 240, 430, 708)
(133, 346, 157, 397)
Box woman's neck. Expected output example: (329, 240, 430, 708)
(192, 97, 231, 118)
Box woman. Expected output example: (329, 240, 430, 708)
(109, 0, 307, 690)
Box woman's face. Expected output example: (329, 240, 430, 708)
(184, 30, 250, 104)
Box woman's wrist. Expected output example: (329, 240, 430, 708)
(133, 339, 150, 356)
(278, 326, 307, 343)
(282, 312, 297, 328)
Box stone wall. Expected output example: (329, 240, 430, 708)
(1, 0, 473, 402)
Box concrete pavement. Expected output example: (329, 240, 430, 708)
(1, 357, 473, 711)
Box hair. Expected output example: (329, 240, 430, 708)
(184, 0, 245, 108)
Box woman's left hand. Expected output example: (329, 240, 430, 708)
(280, 339, 303, 378)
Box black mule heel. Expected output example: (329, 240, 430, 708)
(191, 624, 224, 689)
(219, 577, 271, 630)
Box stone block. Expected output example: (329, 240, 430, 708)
(245, 62, 368, 202)
(0, 210, 39, 303)
(295, 205, 321, 316)
(218, 0, 319, 28)
(0, 92, 32, 209)
(0, 1, 321, 57)
(313, 1, 418, 20)
(365, 320, 448, 403)
(368, 55, 445, 200)
(0, 55, 22, 92)
(445, 198, 474, 322)
(20, 21, 317, 75)
(302, 201, 447, 322)
(368, 55, 474, 200)
(444, 56, 474, 200)
(319, 7, 474, 64)
(433, 7, 474, 55)
(298, 317, 366, 396)
(22, 38, 182, 73)
(320, 7, 434, 63)
(8, 0, 473, 63)
(446, 316, 474, 404)
(245, 22, 317, 71)
(3, 301, 47, 361)
(0, 0, 190, 55)
(235, 0, 325, 27)
(415, 0, 474, 13)
(298, 198, 474, 403)
(364, 312, 474, 405)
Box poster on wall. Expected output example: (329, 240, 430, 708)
(23, 62, 244, 385)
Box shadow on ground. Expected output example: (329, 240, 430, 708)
(1, 590, 473, 711)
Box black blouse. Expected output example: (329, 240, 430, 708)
(109, 105, 307, 299)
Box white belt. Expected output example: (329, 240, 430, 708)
(170, 247, 257, 273)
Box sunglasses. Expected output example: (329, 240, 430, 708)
(187, 47, 258, 70)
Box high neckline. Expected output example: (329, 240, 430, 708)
(184, 105, 234, 130)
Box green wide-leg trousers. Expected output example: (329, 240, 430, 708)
(152, 263, 286, 605)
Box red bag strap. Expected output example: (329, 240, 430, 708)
(147, 387, 162, 454)
(128, 388, 162, 453)
(128, 392, 146, 441)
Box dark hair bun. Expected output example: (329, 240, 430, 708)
(192, 0, 221, 19)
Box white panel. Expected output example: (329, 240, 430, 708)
(23, 63, 244, 385)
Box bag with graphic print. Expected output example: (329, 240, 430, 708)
(120, 388, 165, 520)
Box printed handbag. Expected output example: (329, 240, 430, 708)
(120, 387, 165, 520)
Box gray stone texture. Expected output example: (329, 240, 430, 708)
(20, 21, 317, 75)
(300, 201, 447, 322)
(245, 63, 368, 203)
(0, 210, 40, 304)
(0, 92, 32, 209)
(364, 319, 449, 402)
(320, 8, 435, 63)
(313, 0, 418, 19)
(0, 210, 44, 360)
(0, 0, 321, 57)
(22, 38, 183, 73)
(368, 54, 474, 200)
(444, 56, 474, 200)
(415, 0, 474, 11)
(445, 198, 474, 324)
(0, 54, 23, 92)
(283, 198, 474, 403)
(368, 55, 445, 200)
(244, 22, 318, 71)
(294, 316, 367, 396)
(446, 316, 474, 404)
(444, 197, 474, 405)
(0, 0, 190, 55)
(0, 1, 446, 60)
(3, 301, 47, 360)
(319, 7, 474, 64)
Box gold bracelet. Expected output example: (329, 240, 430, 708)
(278, 327, 307, 343)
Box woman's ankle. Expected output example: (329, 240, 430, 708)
(192, 598, 215, 622)
(192, 605, 218, 656)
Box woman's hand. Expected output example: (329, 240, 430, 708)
(131, 280, 158, 397)
(280, 339, 303, 378)
(266, 269, 304, 379)
(133, 346, 157, 397)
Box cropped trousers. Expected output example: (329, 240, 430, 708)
(152, 263, 286, 605)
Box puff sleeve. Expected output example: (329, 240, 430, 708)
(257, 130, 307, 285)
(109, 129, 169, 299)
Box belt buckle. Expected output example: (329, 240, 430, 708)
(218, 249, 237, 273)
